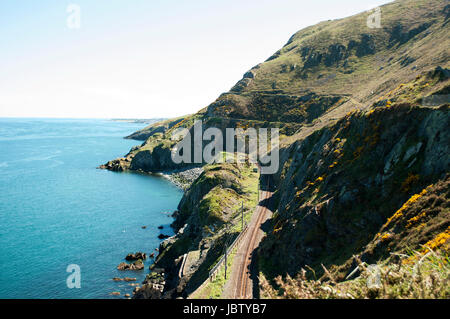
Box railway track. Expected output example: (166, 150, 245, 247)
(234, 189, 271, 298)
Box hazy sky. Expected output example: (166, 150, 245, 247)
(0, 0, 392, 119)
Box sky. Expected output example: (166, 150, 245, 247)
(0, 0, 393, 119)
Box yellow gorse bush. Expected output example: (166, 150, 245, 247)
(406, 211, 428, 228)
(403, 227, 450, 265)
(380, 233, 393, 242)
(424, 227, 450, 251)
(383, 185, 432, 229)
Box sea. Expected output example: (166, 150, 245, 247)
(0, 118, 183, 299)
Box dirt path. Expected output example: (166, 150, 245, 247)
(222, 189, 273, 299)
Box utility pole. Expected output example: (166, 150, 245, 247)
(241, 201, 244, 231)
(258, 178, 260, 203)
(224, 241, 227, 280)
(224, 222, 230, 280)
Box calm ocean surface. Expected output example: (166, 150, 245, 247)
(0, 118, 183, 299)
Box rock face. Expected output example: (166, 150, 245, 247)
(130, 147, 178, 171)
(259, 104, 449, 277)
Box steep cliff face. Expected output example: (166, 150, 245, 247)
(260, 176, 449, 299)
(259, 103, 449, 279)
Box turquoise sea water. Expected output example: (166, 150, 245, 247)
(0, 118, 183, 299)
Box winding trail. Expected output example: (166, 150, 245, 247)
(222, 188, 273, 299)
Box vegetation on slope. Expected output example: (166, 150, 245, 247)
(260, 248, 449, 299)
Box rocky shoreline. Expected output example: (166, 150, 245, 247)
(161, 167, 204, 190)
(99, 154, 203, 191)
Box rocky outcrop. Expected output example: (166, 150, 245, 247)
(230, 65, 260, 93)
(98, 158, 131, 171)
(130, 147, 175, 171)
(117, 260, 144, 271)
(125, 252, 147, 261)
(112, 277, 137, 281)
(297, 33, 376, 76)
(388, 22, 431, 48)
(133, 269, 166, 299)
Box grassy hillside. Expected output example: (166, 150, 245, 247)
(207, 0, 449, 124)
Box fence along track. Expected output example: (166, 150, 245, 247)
(208, 220, 249, 281)
(186, 210, 252, 298)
